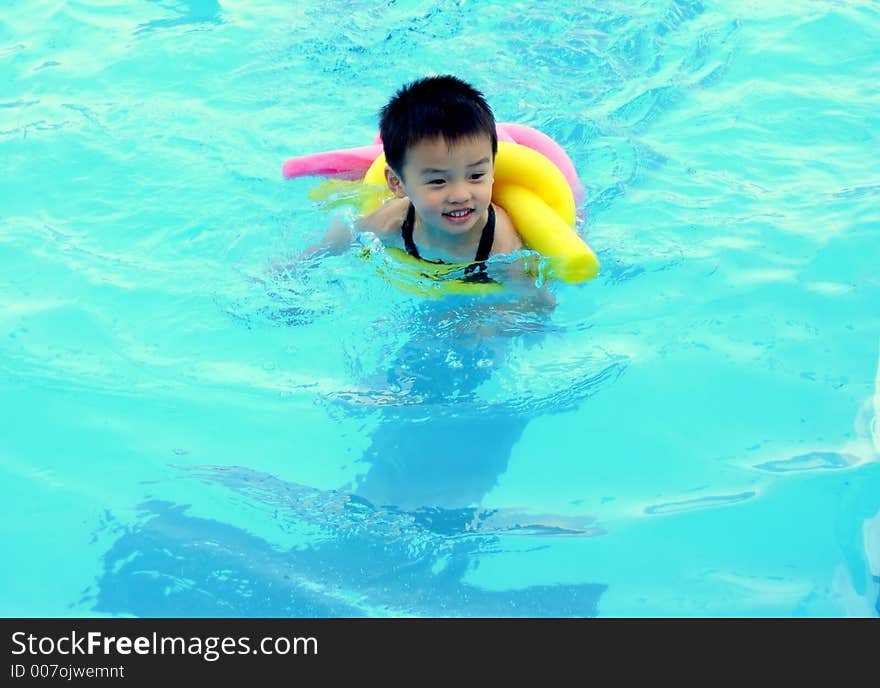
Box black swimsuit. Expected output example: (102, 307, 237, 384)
(400, 203, 495, 283)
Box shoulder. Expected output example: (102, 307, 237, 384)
(490, 203, 523, 255)
(355, 198, 408, 238)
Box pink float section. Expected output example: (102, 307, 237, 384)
(282, 123, 585, 206)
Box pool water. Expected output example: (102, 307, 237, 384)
(1, 0, 878, 617)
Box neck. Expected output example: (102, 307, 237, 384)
(413, 208, 489, 261)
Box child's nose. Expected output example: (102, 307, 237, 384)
(447, 182, 471, 203)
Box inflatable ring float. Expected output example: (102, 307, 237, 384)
(283, 123, 599, 285)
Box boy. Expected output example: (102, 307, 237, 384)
(308, 75, 525, 281)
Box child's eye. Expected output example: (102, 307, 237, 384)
(470, 173, 486, 180)
(428, 179, 445, 186)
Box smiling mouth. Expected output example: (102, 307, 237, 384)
(442, 208, 474, 220)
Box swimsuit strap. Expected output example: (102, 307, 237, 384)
(465, 204, 495, 279)
(401, 203, 425, 260)
(401, 203, 496, 273)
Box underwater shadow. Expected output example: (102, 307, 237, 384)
(327, 294, 624, 512)
(90, 466, 607, 617)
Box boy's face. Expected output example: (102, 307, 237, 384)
(386, 135, 495, 240)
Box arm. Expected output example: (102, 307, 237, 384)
(303, 213, 353, 257)
(264, 213, 354, 281)
(499, 261, 558, 313)
(299, 198, 404, 260)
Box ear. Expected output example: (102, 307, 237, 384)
(384, 166, 407, 198)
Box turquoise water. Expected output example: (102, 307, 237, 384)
(2, 0, 879, 617)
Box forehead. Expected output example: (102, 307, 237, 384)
(403, 135, 493, 172)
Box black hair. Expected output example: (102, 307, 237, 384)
(379, 75, 497, 176)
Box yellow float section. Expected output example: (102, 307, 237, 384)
(360, 141, 599, 283)
(366, 247, 506, 298)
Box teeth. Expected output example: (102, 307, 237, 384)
(446, 209, 471, 217)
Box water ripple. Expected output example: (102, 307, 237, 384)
(644, 491, 756, 515)
(754, 451, 861, 473)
